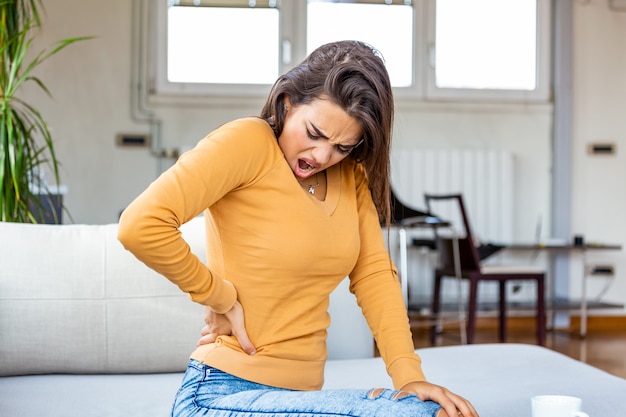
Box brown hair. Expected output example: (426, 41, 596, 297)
(260, 40, 394, 225)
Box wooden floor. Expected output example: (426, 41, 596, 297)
(410, 319, 626, 380)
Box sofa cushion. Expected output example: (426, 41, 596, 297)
(323, 343, 626, 417)
(0, 218, 206, 376)
(2, 344, 626, 417)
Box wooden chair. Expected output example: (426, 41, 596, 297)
(390, 188, 467, 343)
(425, 193, 546, 346)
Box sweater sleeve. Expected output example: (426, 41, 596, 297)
(118, 118, 278, 313)
(347, 163, 427, 389)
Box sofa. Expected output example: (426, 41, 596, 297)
(2, 217, 626, 417)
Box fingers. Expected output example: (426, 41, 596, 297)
(233, 327, 256, 355)
(461, 400, 479, 417)
(438, 390, 479, 417)
(444, 388, 478, 417)
(200, 301, 257, 355)
(197, 332, 216, 346)
(441, 401, 458, 417)
(227, 301, 256, 355)
(402, 381, 479, 417)
(197, 327, 256, 354)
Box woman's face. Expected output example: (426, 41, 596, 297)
(278, 96, 363, 181)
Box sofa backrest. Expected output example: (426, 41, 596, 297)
(0, 217, 373, 376)
(0, 218, 207, 376)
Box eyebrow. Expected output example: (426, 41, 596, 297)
(310, 123, 361, 148)
(310, 123, 330, 140)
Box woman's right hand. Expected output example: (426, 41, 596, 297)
(197, 302, 256, 355)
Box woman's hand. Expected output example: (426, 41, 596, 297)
(400, 381, 479, 417)
(197, 302, 256, 355)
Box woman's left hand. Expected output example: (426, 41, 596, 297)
(400, 381, 479, 417)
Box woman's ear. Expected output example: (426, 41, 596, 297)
(283, 95, 291, 112)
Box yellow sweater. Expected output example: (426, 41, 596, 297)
(118, 117, 426, 391)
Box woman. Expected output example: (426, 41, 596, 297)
(118, 40, 478, 417)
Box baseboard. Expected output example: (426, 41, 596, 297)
(568, 315, 626, 331)
(414, 315, 626, 333)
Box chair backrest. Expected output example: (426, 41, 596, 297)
(390, 187, 430, 223)
(424, 193, 483, 273)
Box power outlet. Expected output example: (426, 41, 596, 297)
(589, 264, 615, 276)
(587, 143, 616, 155)
(116, 133, 150, 148)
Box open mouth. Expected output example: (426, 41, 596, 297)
(297, 159, 315, 175)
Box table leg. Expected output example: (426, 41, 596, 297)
(580, 250, 588, 338)
(399, 227, 408, 307)
(448, 226, 467, 345)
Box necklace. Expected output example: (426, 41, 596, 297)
(298, 173, 320, 195)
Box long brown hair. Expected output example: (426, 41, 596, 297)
(260, 40, 394, 225)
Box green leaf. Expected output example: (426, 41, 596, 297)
(0, 2, 91, 222)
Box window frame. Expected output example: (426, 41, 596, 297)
(424, 0, 552, 102)
(146, 0, 551, 103)
(150, 0, 291, 98)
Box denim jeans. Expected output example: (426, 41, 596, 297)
(171, 360, 441, 417)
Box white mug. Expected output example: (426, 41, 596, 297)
(531, 395, 590, 417)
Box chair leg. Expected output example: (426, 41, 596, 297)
(430, 273, 443, 345)
(499, 281, 507, 343)
(536, 276, 546, 346)
(467, 279, 478, 344)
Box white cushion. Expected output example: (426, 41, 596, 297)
(324, 344, 626, 417)
(0, 219, 206, 376)
(1, 344, 626, 417)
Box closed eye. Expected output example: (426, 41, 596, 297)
(307, 129, 351, 155)
(335, 145, 352, 155)
(338, 138, 364, 155)
(306, 128, 321, 140)
(306, 124, 360, 155)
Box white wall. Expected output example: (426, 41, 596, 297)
(19, 0, 625, 314)
(570, 0, 626, 312)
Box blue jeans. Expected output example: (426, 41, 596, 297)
(172, 360, 441, 417)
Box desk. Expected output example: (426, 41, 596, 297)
(504, 242, 622, 337)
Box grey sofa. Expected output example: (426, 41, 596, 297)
(2, 218, 626, 417)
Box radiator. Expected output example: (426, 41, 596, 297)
(389, 149, 515, 307)
(391, 149, 514, 243)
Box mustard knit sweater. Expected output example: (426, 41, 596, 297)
(118, 117, 426, 391)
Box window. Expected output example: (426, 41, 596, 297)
(427, 0, 551, 101)
(167, 4, 279, 84)
(307, 1, 414, 88)
(152, 0, 283, 97)
(147, 0, 550, 102)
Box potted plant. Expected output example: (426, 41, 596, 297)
(0, 0, 89, 223)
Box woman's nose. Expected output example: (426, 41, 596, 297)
(312, 141, 334, 166)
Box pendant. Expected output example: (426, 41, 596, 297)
(308, 186, 315, 194)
